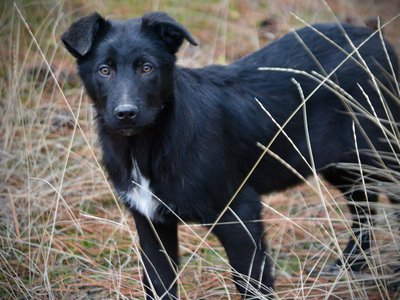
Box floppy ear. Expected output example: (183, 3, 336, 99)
(141, 12, 198, 54)
(62, 12, 106, 58)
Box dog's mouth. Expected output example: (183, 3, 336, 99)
(96, 114, 143, 136)
(116, 127, 140, 136)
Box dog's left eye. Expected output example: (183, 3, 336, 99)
(141, 63, 153, 74)
(99, 65, 111, 76)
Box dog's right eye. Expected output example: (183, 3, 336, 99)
(99, 66, 111, 76)
(141, 63, 153, 74)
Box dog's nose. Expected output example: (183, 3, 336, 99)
(114, 104, 138, 121)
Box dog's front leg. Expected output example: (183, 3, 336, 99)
(132, 211, 179, 300)
(212, 186, 274, 299)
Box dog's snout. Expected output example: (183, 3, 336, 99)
(114, 104, 138, 121)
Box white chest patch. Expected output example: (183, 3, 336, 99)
(121, 161, 160, 221)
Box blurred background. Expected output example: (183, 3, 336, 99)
(1, 1, 400, 299)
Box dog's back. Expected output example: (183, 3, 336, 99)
(172, 23, 400, 194)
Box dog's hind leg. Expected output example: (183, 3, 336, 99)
(212, 186, 274, 299)
(387, 196, 400, 291)
(132, 211, 179, 300)
(389, 196, 400, 218)
(322, 168, 378, 272)
(340, 190, 378, 271)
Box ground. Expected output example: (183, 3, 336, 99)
(1, 1, 400, 299)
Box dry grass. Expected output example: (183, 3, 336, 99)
(1, 0, 400, 299)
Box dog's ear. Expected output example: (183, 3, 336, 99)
(62, 12, 106, 58)
(142, 12, 198, 54)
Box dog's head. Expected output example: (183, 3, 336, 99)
(62, 12, 197, 136)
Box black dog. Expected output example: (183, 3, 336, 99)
(62, 12, 399, 299)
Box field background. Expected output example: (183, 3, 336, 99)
(1, 0, 400, 299)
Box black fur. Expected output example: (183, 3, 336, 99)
(62, 12, 400, 299)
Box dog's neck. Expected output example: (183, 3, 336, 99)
(129, 98, 190, 178)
